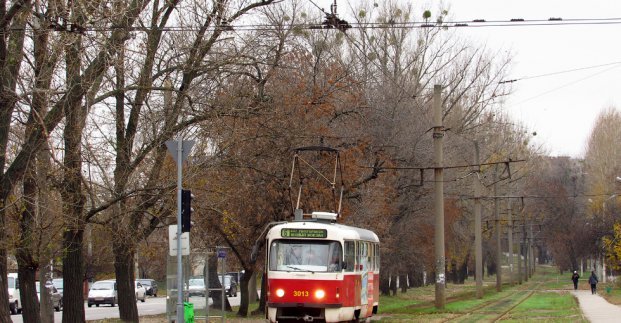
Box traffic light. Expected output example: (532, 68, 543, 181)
(181, 189, 193, 232)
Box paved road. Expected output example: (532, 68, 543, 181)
(572, 290, 621, 323)
(11, 295, 240, 322)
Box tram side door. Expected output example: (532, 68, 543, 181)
(359, 241, 368, 308)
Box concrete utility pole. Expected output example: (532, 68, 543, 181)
(473, 141, 483, 299)
(494, 166, 502, 292)
(528, 223, 534, 277)
(433, 84, 446, 309)
(508, 200, 514, 286)
(522, 219, 528, 282)
(517, 237, 522, 284)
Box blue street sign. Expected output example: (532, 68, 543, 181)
(217, 250, 226, 258)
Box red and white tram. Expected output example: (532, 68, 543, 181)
(265, 212, 380, 323)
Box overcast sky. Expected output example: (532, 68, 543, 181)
(313, 0, 621, 158)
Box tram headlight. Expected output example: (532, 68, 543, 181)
(315, 289, 325, 299)
(276, 289, 285, 297)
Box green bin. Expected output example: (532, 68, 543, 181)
(184, 302, 194, 323)
(606, 286, 612, 294)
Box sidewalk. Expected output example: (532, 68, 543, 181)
(572, 290, 621, 322)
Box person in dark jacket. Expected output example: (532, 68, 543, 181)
(571, 271, 580, 290)
(588, 270, 599, 294)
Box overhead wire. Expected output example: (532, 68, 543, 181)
(510, 64, 621, 106)
(13, 16, 621, 33)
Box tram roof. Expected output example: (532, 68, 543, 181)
(269, 221, 379, 243)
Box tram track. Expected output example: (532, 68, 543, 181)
(490, 281, 544, 322)
(439, 279, 546, 322)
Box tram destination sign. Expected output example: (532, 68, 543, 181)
(281, 228, 327, 238)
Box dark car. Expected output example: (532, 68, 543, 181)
(137, 279, 158, 297)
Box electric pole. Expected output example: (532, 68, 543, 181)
(494, 166, 502, 292)
(522, 218, 528, 282)
(433, 84, 446, 309)
(508, 200, 514, 285)
(474, 141, 483, 298)
(517, 218, 522, 284)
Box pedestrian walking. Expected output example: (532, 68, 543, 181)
(571, 271, 580, 290)
(588, 270, 599, 294)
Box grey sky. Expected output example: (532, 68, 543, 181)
(313, 0, 621, 157)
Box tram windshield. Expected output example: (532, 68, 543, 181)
(269, 240, 343, 272)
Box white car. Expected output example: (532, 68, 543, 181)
(88, 280, 117, 307)
(36, 283, 62, 312)
(188, 278, 206, 297)
(135, 281, 146, 302)
(7, 273, 21, 315)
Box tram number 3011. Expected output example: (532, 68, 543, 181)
(293, 290, 309, 297)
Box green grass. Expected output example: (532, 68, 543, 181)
(94, 265, 586, 322)
(378, 296, 421, 312)
(601, 284, 621, 305)
(502, 291, 585, 322)
(376, 265, 586, 322)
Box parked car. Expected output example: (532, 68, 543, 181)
(135, 281, 146, 302)
(226, 271, 244, 286)
(207, 275, 238, 297)
(219, 275, 237, 297)
(7, 273, 21, 315)
(36, 282, 62, 312)
(87, 280, 117, 307)
(137, 279, 158, 297)
(51, 278, 63, 297)
(188, 278, 206, 297)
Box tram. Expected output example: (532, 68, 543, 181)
(265, 211, 380, 323)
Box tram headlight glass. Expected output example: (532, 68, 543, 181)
(315, 289, 325, 299)
(276, 289, 285, 297)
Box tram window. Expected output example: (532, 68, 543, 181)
(344, 241, 355, 272)
(355, 241, 360, 271)
(368, 243, 374, 271)
(269, 240, 342, 272)
(376, 244, 380, 270)
(362, 242, 366, 270)
(367, 242, 375, 270)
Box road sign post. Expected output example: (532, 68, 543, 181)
(166, 138, 194, 323)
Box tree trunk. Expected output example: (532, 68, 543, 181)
(61, 230, 86, 323)
(248, 271, 258, 302)
(399, 274, 407, 293)
(17, 265, 39, 323)
(408, 268, 423, 287)
(451, 259, 458, 284)
(60, 50, 88, 321)
(208, 254, 232, 311)
(487, 258, 497, 277)
(17, 165, 40, 323)
(237, 268, 254, 316)
(39, 266, 54, 323)
(252, 272, 267, 315)
(389, 275, 397, 296)
(114, 241, 138, 322)
(379, 270, 390, 295)
(458, 260, 468, 284)
(0, 6, 28, 322)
